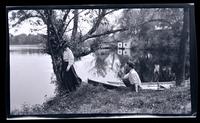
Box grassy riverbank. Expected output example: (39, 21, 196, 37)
(11, 82, 191, 115)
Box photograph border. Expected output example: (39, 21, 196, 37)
(5, 3, 198, 119)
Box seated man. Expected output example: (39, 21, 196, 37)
(122, 62, 142, 92)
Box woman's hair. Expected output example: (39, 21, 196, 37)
(60, 41, 69, 48)
(127, 61, 135, 68)
(63, 43, 69, 48)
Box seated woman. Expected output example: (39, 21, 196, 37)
(61, 44, 82, 92)
(121, 62, 142, 92)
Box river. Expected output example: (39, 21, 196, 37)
(10, 45, 132, 111)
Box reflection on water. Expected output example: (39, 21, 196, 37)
(74, 48, 133, 84)
(91, 49, 110, 77)
(10, 45, 135, 111)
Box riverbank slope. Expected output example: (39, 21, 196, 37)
(11, 82, 191, 115)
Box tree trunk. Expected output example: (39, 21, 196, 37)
(46, 10, 78, 95)
(176, 8, 189, 86)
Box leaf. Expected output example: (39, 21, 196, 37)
(84, 11, 90, 16)
(14, 29, 18, 32)
(89, 15, 93, 18)
(37, 20, 41, 25)
(11, 12, 17, 20)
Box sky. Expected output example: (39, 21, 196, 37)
(8, 9, 123, 36)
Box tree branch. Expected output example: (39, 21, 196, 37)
(105, 9, 119, 16)
(47, 10, 61, 41)
(61, 17, 74, 36)
(62, 9, 71, 22)
(12, 14, 43, 27)
(137, 19, 173, 29)
(71, 9, 78, 41)
(86, 9, 106, 35)
(81, 9, 107, 41)
(36, 10, 47, 24)
(30, 26, 46, 32)
(59, 9, 70, 33)
(144, 19, 172, 26)
(61, 10, 85, 37)
(75, 47, 101, 58)
(82, 28, 128, 41)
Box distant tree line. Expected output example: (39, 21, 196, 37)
(9, 33, 47, 45)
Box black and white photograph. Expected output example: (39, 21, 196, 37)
(6, 4, 197, 118)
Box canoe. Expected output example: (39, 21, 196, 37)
(87, 79, 125, 89)
(87, 79, 176, 90)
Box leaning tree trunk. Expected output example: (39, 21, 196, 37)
(176, 8, 189, 86)
(45, 10, 74, 95)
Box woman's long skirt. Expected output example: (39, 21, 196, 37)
(61, 62, 82, 92)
